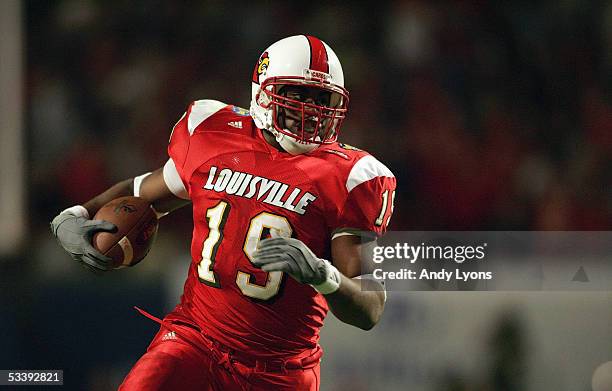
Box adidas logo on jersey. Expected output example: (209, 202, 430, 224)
(162, 331, 177, 341)
(203, 166, 317, 215)
(228, 121, 243, 129)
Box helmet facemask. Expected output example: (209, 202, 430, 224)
(256, 76, 349, 153)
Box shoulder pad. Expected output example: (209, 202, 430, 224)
(346, 155, 394, 192)
(187, 100, 228, 135)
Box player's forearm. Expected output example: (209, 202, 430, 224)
(325, 274, 385, 330)
(81, 169, 189, 217)
(82, 179, 134, 216)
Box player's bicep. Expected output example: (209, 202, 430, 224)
(332, 234, 383, 276)
(139, 165, 190, 215)
(331, 234, 364, 278)
(332, 234, 387, 301)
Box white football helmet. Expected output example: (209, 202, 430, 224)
(250, 35, 349, 155)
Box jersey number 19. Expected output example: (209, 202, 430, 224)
(197, 201, 292, 301)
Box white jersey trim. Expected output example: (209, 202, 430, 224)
(163, 158, 190, 200)
(187, 100, 227, 135)
(346, 155, 394, 193)
(331, 231, 357, 240)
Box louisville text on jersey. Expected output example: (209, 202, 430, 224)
(203, 166, 317, 215)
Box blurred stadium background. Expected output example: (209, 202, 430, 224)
(1, 1, 612, 390)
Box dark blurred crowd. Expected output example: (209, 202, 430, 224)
(27, 1, 612, 233)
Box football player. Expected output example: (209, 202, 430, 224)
(51, 35, 396, 390)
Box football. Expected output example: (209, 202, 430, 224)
(93, 196, 159, 269)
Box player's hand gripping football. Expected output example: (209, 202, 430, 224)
(253, 237, 341, 294)
(50, 211, 117, 272)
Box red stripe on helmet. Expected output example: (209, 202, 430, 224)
(305, 35, 329, 73)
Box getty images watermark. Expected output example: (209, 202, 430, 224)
(360, 231, 612, 291)
(371, 242, 490, 282)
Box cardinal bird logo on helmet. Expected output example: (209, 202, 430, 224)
(252, 52, 270, 84)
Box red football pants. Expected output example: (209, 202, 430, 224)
(119, 322, 321, 391)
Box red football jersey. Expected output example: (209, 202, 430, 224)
(164, 100, 396, 357)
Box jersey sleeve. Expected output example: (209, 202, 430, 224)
(331, 155, 396, 240)
(167, 99, 228, 194)
(167, 109, 189, 184)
